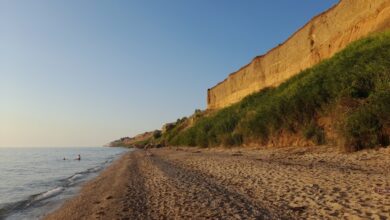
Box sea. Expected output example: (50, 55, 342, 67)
(0, 147, 129, 220)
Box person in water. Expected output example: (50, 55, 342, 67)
(76, 154, 81, 160)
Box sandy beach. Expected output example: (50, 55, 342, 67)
(44, 146, 390, 220)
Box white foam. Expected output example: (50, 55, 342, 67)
(34, 187, 64, 201)
(69, 174, 83, 182)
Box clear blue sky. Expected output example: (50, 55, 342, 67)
(0, 0, 339, 147)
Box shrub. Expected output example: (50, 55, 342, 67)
(303, 122, 326, 145)
(153, 130, 162, 139)
(348, 72, 374, 98)
(221, 133, 243, 146)
(344, 108, 382, 151)
(344, 90, 390, 151)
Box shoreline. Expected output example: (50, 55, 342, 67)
(42, 151, 134, 220)
(44, 146, 390, 219)
(0, 147, 127, 220)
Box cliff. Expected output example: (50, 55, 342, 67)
(166, 30, 390, 150)
(207, 0, 390, 109)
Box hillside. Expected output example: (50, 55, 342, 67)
(109, 130, 161, 148)
(160, 31, 390, 151)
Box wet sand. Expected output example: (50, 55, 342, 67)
(44, 146, 390, 220)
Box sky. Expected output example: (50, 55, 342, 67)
(0, 0, 339, 147)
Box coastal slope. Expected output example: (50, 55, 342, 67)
(161, 30, 390, 150)
(208, 0, 390, 109)
(45, 147, 390, 220)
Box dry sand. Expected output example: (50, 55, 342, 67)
(44, 146, 390, 220)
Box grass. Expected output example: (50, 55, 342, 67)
(163, 30, 390, 150)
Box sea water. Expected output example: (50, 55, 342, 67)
(0, 147, 129, 220)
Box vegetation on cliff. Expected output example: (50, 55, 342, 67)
(161, 31, 390, 151)
(109, 130, 162, 148)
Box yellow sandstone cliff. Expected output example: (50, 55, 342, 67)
(207, 0, 390, 109)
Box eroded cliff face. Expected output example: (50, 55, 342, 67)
(208, 0, 390, 109)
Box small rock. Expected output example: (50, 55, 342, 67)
(312, 184, 320, 189)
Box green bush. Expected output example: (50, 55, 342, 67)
(303, 122, 326, 145)
(221, 133, 243, 146)
(153, 130, 162, 139)
(344, 90, 390, 151)
(349, 73, 374, 98)
(344, 108, 382, 151)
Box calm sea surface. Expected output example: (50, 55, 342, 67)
(0, 147, 129, 220)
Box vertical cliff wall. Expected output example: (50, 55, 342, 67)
(207, 0, 390, 109)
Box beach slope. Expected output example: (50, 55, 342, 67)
(45, 146, 390, 219)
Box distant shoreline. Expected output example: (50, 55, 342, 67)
(44, 146, 390, 219)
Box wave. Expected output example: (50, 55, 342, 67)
(68, 174, 83, 182)
(33, 187, 64, 202)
